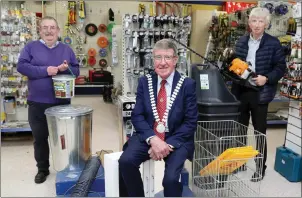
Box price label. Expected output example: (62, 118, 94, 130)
(122, 111, 132, 117)
(200, 74, 209, 90)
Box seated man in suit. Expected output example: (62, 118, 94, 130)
(119, 39, 198, 197)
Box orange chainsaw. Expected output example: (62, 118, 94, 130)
(228, 58, 257, 79)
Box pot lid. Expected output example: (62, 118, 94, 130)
(45, 105, 93, 116)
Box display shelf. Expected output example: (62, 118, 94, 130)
(272, 97, 289, 103)
(267, 119, 287, 125)
(75, 87, 105, 95)
(1, 121, 31, 133)
(1, 127, 31, 133)
(75, 84, 106, 88)
(117, 95, 136, 150)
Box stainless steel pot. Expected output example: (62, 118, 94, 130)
(45, 105, 93, 172)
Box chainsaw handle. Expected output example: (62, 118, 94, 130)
(221, 69, 259, 91)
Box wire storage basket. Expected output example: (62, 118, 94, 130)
(192, 120, 266, 197)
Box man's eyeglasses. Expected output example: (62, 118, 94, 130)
(153, 55, 175, 61)
(41, 26, 57, 32)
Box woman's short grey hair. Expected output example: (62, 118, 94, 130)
(40, 16, 59, 28)
(249, 7, 271, 24)
(153, 39, 178, 56)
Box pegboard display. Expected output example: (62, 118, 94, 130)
(51, 1, 114, 71)
(258, 1, 294, 37)
(0, 1, 37, 130)
(122, 12, 192, 96)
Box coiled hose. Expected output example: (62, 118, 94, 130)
(70, 155, 101, 197)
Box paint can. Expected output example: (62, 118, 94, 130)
(52, 75, 75, 99)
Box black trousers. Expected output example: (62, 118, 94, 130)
(28, 100, 70, 171)
(237, 88, 268, 174)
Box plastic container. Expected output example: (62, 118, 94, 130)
(197, 101, 240, 114)
(198, 112, 240, 122)
(52, 75, 76, 99)
(190, 65, 240, 114)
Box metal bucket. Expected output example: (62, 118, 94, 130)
(52, 75, 75, 99)
(45, 105, 93, 172)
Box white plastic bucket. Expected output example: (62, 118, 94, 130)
(52, 75, 75, 99)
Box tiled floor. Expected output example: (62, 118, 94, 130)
(1, 96, 301, 197)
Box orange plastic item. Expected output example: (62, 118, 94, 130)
(229, 58, 249, 76)
(98, 24, 107, 33)
(88, 48, 96, 57)
(97, 36, 109, 48)
(199, 146, 259, 176)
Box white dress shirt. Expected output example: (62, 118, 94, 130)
(246, 34, 263, 86)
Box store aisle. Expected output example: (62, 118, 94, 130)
(1, 96, 301, 197)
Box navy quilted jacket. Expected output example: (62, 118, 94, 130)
(231, 32, 286, 104)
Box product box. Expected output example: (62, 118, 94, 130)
(274, 146, 302, 182)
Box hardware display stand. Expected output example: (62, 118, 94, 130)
(281, 2, 301, 155)
(121, 12, 191, 96)
(0, 2, 37, 133)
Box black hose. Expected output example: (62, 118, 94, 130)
(70, 155, 101, 197)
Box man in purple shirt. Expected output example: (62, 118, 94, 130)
(17, 16, 79, 184)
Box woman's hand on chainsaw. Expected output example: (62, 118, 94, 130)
(252, 75, 267, 86)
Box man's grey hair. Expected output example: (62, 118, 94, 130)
(249, 7, 271, 25)
(40, 16, 59, 28)
(153, 39, 178, 56)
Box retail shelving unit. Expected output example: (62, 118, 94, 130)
(283, 2, 301, 155)
(1, 2, 38, 133)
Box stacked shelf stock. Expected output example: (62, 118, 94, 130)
(121, 13, 191, 96)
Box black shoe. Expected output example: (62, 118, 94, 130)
(35, 170, 50, 184)
(250, 171, 265, 182)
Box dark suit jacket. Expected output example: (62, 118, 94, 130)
(131, 71, 198, 160)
